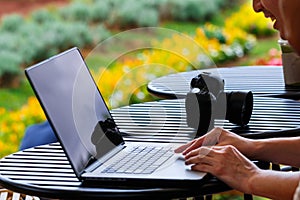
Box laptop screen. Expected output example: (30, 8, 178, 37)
(25, 48, 124, 176)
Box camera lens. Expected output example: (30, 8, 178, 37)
(225, 91, 253, 126)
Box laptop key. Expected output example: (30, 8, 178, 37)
(101, 146, 174, 174)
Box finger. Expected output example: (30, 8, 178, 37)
(185, 147, 215, 164)
(185, 146, 213, 159)
(174, 140, 196, 153)
(182, 128, 223, 155)
(185, 153, 215, 166)
(182, 137, 205, 155)
(202, 127, 223, 146)
(191, 163, 212, 173)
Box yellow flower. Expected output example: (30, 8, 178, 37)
(0, 108, 5, 115)
(225, 1, 275, 37)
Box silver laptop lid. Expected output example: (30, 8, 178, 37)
(25, 48, 124, 177)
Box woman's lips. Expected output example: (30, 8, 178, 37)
(263, 11, 280, 33)
(273, 20, 278, 30)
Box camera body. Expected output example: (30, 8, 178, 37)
(185, 72, 253, 137)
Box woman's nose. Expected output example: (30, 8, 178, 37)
(253, 0, 263, 13)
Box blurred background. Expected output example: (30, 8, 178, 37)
(0, 0, 280, 198)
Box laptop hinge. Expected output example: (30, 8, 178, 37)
(83, 157, 101, 174)
(83, 144, 125, 174)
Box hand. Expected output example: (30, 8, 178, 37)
(175, 127, 254, 158)
(185, 144, 260, 194)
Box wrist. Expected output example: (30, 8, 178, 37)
(246, 168, 263, 195)
(244, 139, 264, 160)
(237, 137, 260, 159)
(247, 170, 300, 199)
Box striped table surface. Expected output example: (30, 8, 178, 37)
(0, 97, 299, 199)
(147, 66, 300, 99)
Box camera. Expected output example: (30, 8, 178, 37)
(185, 72, 253, 137)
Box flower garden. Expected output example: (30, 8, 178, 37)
(0, 0, 276, 160)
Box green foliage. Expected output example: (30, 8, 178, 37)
(40, 22, 94, 49)
(203, 27, 227, 43)
(239, 37, 279, 65)
(0, 0, 250, 89)
(0, 51, 22, 77)
(31, 9, 56, 24)
(108, 0, 159, 28)
(162, 21, 200, 34)
(59, 2, 91, 22)
(91, 24, 112, 44)
(0, 14, 24, 32)
(214, 194, 243, 200)
(0, 10, 111, 71)
(0, 80, 33, 110)
(58, 0, 236, 28)
(137, 8, 159, 27)
(90, 1, 111, 22)
(0, 33, 20, 52)
(169, 0, 218, 21)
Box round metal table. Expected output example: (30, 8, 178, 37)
(0, 97, 300, 199)
(147, 66, 300, 99)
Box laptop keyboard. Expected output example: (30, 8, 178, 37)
(101, 146, 174, 174)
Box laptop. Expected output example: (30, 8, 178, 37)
(25, 47, 207, 187)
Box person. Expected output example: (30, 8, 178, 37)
(19, 121, 57, 150)
(175, 1, 300, 199)
(20, 1, 300, 198)
(278, 0, 300, 55)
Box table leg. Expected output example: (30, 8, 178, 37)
(244, 194, 253, 200)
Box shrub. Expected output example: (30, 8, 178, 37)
(91, 24, 111, 44)
(17, 24, 45, 63)
(66, 22, 94, 48)
(136, 8, 159, 27)
(0, 51, 22, 77)
(188, 0, 218, 21)
(0, 32, 20, 52)
(16, 23, 58, 63)
(217, 0, 240, 8)
(0, 15, 105, 68)
(109, 0, 159, 28)
(90, 1, 111, 22)
(168, 0, 220, 22)
(0, 14, 24, 32)
(0, 51, 22, 87)
(31, 9, 56, 24)
(59, 2, 91, 23)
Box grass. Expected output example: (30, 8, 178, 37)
(240, 36, 280, 65)
(161, 21, 201, 35)
(0, 77, 34, 110)
(160, 12, 240, 36)
(252, 36, 280, 55)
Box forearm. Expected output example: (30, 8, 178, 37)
(248, 169, 300, 199)
(249, 137, 300, 167)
